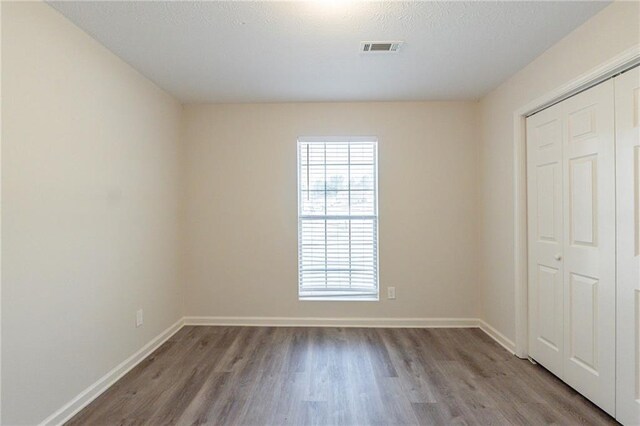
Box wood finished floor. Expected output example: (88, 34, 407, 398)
(67, 326, 616, 426)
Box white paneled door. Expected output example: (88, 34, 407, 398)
(527, 79, 616, 416)
(527, 102, 564, 379)
(562, 79, 616, 416)
(615, 66, 640, 426)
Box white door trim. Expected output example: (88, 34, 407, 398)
(512, 44, 640, 358)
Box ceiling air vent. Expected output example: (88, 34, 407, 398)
(361, 41, 403, 53)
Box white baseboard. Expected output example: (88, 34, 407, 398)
(183, 316, 479, 328)
(185, 317, 516, 355)
(478, 319, 516, 355)
(39, 318, 185, 426)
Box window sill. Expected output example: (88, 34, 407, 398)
(299, 296, 379, 302)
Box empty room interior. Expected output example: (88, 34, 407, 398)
(2, 0, 640, 425)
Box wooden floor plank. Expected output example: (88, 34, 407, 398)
(66, 326, 616, 426)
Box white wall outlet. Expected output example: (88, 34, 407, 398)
(136, 309, 143, 327)
(387, 287, 396, 300)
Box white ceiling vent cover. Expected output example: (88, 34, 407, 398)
(361, 41, 404, 53)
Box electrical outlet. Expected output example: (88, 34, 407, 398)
(136, 309, 143, 327)
(387, 287, 396, 300)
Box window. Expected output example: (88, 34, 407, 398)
(297, 137, 379, 300)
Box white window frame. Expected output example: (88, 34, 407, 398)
(297, 136, 379, 301)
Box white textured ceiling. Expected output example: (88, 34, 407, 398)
(48, 1, 610, 103)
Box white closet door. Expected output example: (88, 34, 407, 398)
(527, 79, 616, 416)
(527, 101, 565, 378)
(561, 79, 616, 415)
(615, 67, 640, 426)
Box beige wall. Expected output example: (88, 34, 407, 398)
(183, 102, 480, 319)
(478, 1, 640, 342)
(2, 2, 183, 424)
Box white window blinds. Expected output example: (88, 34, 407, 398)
(297, 138, 379, 300)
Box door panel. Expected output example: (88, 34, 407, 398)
(562, 79, 615, 415)
(537, 163, 559, 241)
(568, 272, 598, 373)
(568, 105, 597, 141)
(537, 265, 562, 351)
(615, 66, 640, 426)
(527, 103, 564, 378)
(569, 155, 597, 247)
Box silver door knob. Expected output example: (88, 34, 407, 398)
(554, 254, 562, 261)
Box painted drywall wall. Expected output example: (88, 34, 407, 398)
(478, 1, 640, 342)
(2, 2, 183, 424)
(183, 102, 480, 320)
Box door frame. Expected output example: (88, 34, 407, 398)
(512, 45, 640, 358)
